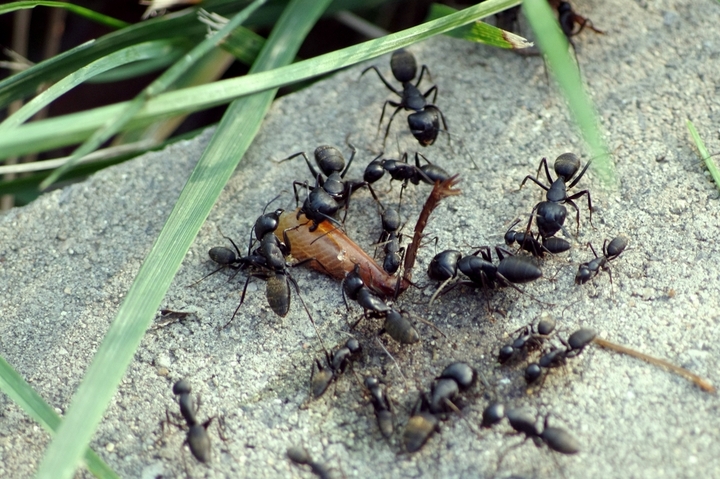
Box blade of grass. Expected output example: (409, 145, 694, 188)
(427, 3, 532, 50)
(39, 0, 268, 190)
(0, 1, 128, 29)
(523, 0, 615, 188)
(34, 0, 330, 477)
(0, 357, 119, 479)
(0, 41, 180, 131)
(0, 0, 522, 160)
(687, 120, 720, 191)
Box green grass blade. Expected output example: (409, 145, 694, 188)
(522, 0, 615, 187)
(427, 2, 532, 50)
(34, 0, 330, 477)
(0, 357, 119, 479)
(0, 1, 128, 29)
(687, 120, 720, 191)
(39, 0, 268, 190)
(0, 0, 520, 160)
(0, 41, 179, 131)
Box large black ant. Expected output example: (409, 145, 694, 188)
(284, 145, 381, 231)
(525, 327, 597, 384)
(364, 152, 450, 191)
(520, 153, 593, 238)
(575, 236, 628, 284)
(163, 379, 215, 464)
(361, 49, 448, 147)
(427, 246, 543, 305)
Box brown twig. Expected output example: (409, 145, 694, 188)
(593, 337, 715, 394)
(402, 175, 462, 286)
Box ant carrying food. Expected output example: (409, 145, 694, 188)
(361, 49, 448, 147)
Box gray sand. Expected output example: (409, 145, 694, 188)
(1, 0, 719, 477)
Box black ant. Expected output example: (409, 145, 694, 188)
(375, 207, 404, 275)
(504, 219, 571, 258)
(364, 376, 394, 439)
(361, 49, 448, 147)
(520, 153, 593, 238)
(403, 362, 477, 452)
(525, 327, 597, 383)
(504, 408, 580, 455)
(365, 152, 450, 191)
(287, 446, 332, 479)
(498, 316, 556, 364)
(557, 1, 603, 41)
(284, 145, 381, 231)
(575, 236, 628, 284)
(310, 338, 362, 399)
(427, 246, 543, 305)
(163, 379, 215, 464)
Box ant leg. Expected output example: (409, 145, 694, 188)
(360, 66, 402, 96)
(415, 65, 434, 87)
(423, 85, 438, 104)
(382, 104, 404, 149)
(287, 273, 329, 355)
(519, 175, 550, 192)
(567, 189, 593, 226)
(223, 274, 254, 329)
(535, 157, 553, 184)
(278, 152, 319, 179)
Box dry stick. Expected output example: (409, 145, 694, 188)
(402, 175, 462, 286)
(592, 337, 715, 394)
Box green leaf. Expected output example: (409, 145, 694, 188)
(0, 357, 119, 479)
(427, 2, 532, 50)
(0, 41, 181, 131)
(0, 0, 523, 160)
(0, 1, 128, 29)
(39, 0, 268, 190)
(687, 120, 720, 191)
(523, 0, 615, 188)
(34, 0, 331, 477)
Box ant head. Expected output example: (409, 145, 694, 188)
(314, 145, 345, 176)
(172, 379, 192, 396)
(390, 48, 417, 83)
(554, 152, 581, 182)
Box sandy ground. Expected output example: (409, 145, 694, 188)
(1, 0, 720, 477)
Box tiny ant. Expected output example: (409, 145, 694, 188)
(164, 379, 215, 464)
(575, 236, 628, 284)
(310, 338, 362, 399)
(520, 153, 593, 238)
(525, 328, 597, 384)
(375, 207, 404, 275)
(504, 408, 580, 455)
(556, 1, 603, 40)
(504, 219, 570, 257)
(364, 376, 394, 438)
(498, 316, 556, 364)
(361, 49, 448, 147)
(287, 446, 332, 479)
